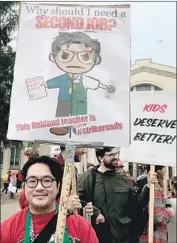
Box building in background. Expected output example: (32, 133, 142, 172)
(1, 59, 176, 177)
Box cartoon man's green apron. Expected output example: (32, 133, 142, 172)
(45, 32, 116, 136)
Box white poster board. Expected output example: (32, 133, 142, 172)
(7, 2, 130, 147)
(120, 91, 176, 166)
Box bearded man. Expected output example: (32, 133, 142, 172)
(78, 147, 138, 243)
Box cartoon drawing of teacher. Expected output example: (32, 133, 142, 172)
(43, 32, 116, 136)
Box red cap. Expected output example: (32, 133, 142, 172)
(117, 161, 125, 167)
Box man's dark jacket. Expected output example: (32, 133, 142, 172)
(78, 169, 138, 243)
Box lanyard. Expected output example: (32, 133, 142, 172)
(24, 206, 70, 243)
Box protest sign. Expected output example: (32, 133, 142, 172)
(120, 91, 176, 166)
(7, 2, 131, 147)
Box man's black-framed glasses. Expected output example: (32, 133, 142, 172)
(105, 152, 118, 158)
(24, 176, 56, 188)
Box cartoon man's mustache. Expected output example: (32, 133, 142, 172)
(66, 66, 85, 68)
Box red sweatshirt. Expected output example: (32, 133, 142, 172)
(1, 207, 98, 243)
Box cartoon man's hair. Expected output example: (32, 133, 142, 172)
(51, 32, 101, 57)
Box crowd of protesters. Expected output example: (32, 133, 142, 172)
(1, 147, 176, 243)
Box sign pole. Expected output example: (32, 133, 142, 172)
(148, 165, 155, 243)
(53, 142, 103, 243)
(71, 163, 78, 214)
(55, 144, 75, 243)
(83, 148, 88, 172)
(163, 166, 169, 198)
(71, 164, 77, 195)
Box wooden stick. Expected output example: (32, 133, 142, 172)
(163, 166, 169, 198)
(148, 165, 155, 243)
(71, 165, 77, 195)
(55, 145, 75, 243)
(81, 148, 92, 222)
(71, 164, 78, 214)
(83, 148, 88, 172)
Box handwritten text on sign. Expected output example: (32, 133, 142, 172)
(120, 92, 176, 166)
(133, 104, 176, 145)
(25, 5, 126, 31)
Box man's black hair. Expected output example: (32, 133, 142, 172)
(145, 165, 165, 172)
(171, 176, 177, 184)
(60, 146, 65, 152)
(51, 32, 101, 57)
(22, 156, 63, 182)
(171, 176, 177, 191)
(96, 147, 114, 163)
(22, 156, 63, 199)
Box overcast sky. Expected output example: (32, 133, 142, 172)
(13, 1, 176, 67)
(130, 1, 176, 67)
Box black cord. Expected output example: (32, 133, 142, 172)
(69, 74, 74, 138)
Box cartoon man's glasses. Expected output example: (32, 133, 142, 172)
(57, 50, 95, 64)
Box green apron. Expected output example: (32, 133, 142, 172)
(24, 206, 70, 243)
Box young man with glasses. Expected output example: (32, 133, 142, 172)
(19, 147, 87, 210)
(42, 31, 116, 136)
(1, 156, 98, 243)
(78, 147, 139, 243)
